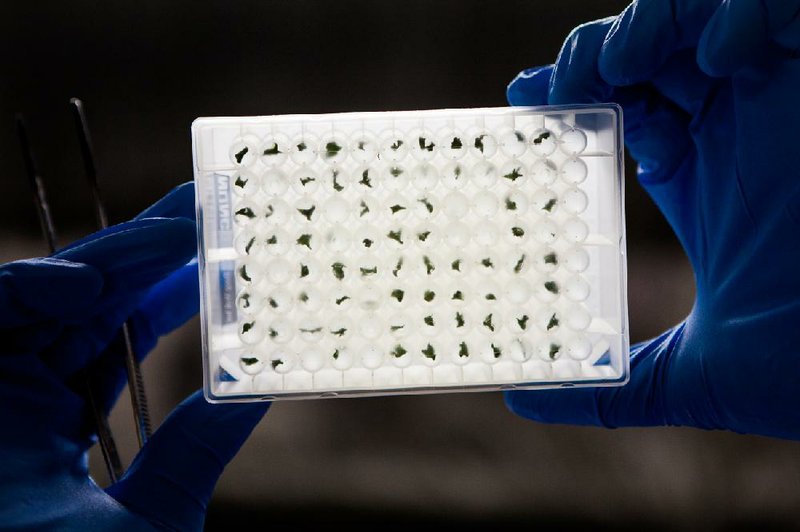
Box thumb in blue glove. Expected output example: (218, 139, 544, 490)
(505, 0, 800, 440)
(0, 182, 269, 530)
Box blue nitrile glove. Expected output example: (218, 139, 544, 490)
(505, 0, 800, 440)
(0, 182, 270, 530)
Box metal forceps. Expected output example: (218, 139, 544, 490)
(15, 99, 153, 482)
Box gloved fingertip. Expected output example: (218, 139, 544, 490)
(135, 182, 196, 222)
(504, 387, 610, 427)
(503, 390, 546, 423)
(596, 13, 634, 86)
(503, 389, 525, 417)
(696, 0, 770, 78)
(506, 65, 553, 106)
(547, 18, 617, 106)
(60, 217, 197, 277)
(595, 6, 649, 86)
(135, 261, 200, 347)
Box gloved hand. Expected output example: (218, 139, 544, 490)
(0, 182, 269, 530)
(505, 0, 800, 440)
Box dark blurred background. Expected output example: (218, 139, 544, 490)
(1, 1, 798, 529)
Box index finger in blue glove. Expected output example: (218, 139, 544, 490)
(135, 182, 196, 222)
(545, 15, 694, 224)
(91, 260, 200, 412)
(130, 259, 199, 357)
(506, 65, 554, 106)
(549, 17, 617, 105)
(54, 218, 196, 296)
(698, 0, 800, 77)
(106, 391, 269, 531)
(40, 218, 196, 380)
(598, 0, 720, 86)
(0, 259, 103, 328)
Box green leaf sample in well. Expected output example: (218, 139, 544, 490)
(548, 343, 561, 360)
(503, 167, 522, 181)
(296, 234, 312, 249)
(244, 237, 256, 254)
(423, 256, 435, 275)
(263, 143, 280, 155)
(387, 230, 404, 244)
(458, 342, 469, 358)
(234, 146, 249, 163)
(421, 344, 436, 360)
(391, 344, 407, 358)
(238, 265, 251, 282)
(532, 131, 551, 145)
(297, 205, 316, 221)
(392, 258, 404, 277)
(514, 255, 526, 273)
(331, 262, 345, 280)
(235, 207, 256, 219)
(324, 141, 342, 158)
(544, 281, 559, 294)
(418, 137, 435, 151)
(332, 170, 344, 192)
(492, 344, 502, 359)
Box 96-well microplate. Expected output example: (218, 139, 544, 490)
(193, 105, 628, 401)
